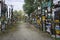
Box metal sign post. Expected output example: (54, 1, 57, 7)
(1, 0, 7, 32)
(53, 0, 60, 39)
(0, 0, 1, 31)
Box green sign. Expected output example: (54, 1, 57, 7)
(47, 1, 51, 7)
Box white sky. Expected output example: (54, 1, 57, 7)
(5, 0, 24, 11)
(5, 0, 60, 11)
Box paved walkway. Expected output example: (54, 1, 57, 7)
(0, 21, 53, 40)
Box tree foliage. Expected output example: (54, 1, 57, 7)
(23, 0, 36, 16)
(23, 0, 45, 16)
(13, 10, 25, 20)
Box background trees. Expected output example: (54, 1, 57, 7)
(23, 0, 42, 16)
(23, 0, 36, 16)
(13, 10, 25, 20)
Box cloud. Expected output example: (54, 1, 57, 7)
(5, 0, 24, 11)
(6, 0, 24, 2)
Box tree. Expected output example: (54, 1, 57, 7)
(23, 0, 42, 16)
(13, 10, 25, 20)
(23, 0, 35, 16)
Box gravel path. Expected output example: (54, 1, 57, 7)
(0, 21, 53, 40)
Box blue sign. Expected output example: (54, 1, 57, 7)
(55, 26, 60, 30)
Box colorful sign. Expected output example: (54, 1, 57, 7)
(46, 23, 51, 33)
(42, 16, 46, 21)
(55, 20, 59, 23)
(55, 25, 60, 34)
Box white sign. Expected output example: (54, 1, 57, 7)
(53, 0, 60, 5)
(48, 7, 50, 12)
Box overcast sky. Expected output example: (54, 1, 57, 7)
(5, 0, 25, 11)
(5, 0, 60, 11)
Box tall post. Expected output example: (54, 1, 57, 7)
(41, 0, 46, 31)
(53, 0, 60, 39)
(11, 5, 13, 24)
(0, 0, 1, 30)
(1, 0, 7, 32)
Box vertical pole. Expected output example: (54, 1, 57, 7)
(0, 0, 1, 31)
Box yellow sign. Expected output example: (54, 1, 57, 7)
(37, 19, 41, 25)
(55, 20, 59, 23)
(56, 30, 60, 34)
(42, 16, 46, 21)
